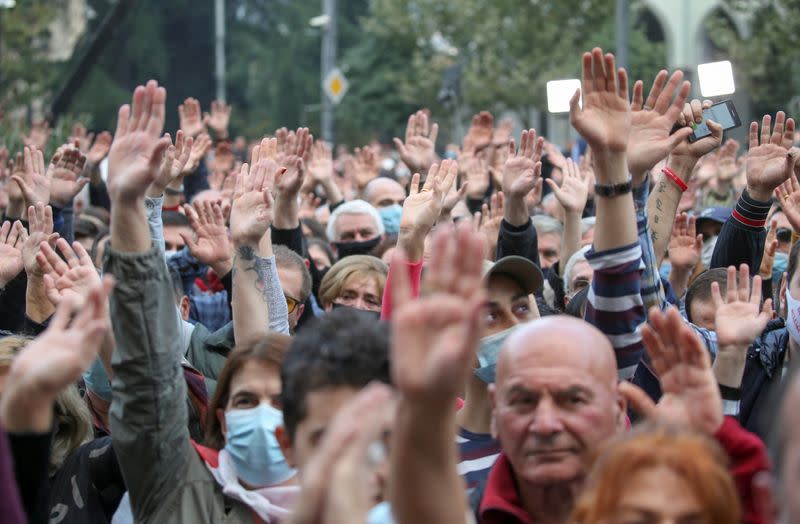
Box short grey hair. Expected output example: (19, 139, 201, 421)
(563, 245, 592, 293)
(326, 199, 385, 242)
(531, 214, 564, 236)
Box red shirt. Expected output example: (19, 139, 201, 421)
(478, 453, 535, 524)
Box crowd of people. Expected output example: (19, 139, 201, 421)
(1, 46, 799, 524)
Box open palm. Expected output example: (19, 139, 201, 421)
(399, 160, 457, 233)
(230, 160, 277, 245)
(502, 129, 543, 198)
(711, 265, 772, 350)
(38, 239, 101, 308)
(183, 201, 231, 267)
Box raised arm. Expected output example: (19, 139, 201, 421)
(390, 225, 486, 524)
(546, 158, 589, 275)
(229, 143, 287, 343)
(571, 48, 645, 379)
(393, 110, 440, 176)
(711, 113, 799, 271)
(104, 80, 193, 521)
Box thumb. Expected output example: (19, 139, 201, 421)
(179, 232, 198, 253)
(544, 178, 559, 194)
(10, 175, 33, 201)
(147, 137, 172, 176)
(669, 127, 693, 148)
(618, 380, 657, 422)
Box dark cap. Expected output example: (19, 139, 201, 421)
(695, 207, 731, 225)
(482, 255, 544, 295)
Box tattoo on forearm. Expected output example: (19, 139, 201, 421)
(656, 198, 663, 212)
(237, 245, 256, 261)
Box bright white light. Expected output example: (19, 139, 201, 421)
(0, 0, 15, 8)
(309, 14, 330, 27)
(547, 79, 581, 113)
(698, 61, 735, 97)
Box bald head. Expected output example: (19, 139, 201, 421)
(497, 315, 618, 387)
(363, 177, 406, 209)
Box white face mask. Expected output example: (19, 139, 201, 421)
(784, 288, 800, 345)
(701, 235, 718, 268)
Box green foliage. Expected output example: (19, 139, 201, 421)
(0, 1, 59, 112)
(705, 1, 800, 115)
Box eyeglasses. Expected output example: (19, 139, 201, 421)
(285, 295, 300, 314)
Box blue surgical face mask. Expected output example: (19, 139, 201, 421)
(224, 403, 296, 487)
(378, 204, 402, 235)
(701, 235, 718, 268)
(474, 325, 519, 384)
(773, 252, 789, 284)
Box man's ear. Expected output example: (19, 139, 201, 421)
(296, 303, 305, 319)
(615, 384, 628, 432)
(275, 425, 296, 468)
(304, 258, 311, 270)
(180, 295, 191, 321)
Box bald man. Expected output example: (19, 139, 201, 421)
(363, 177, 406, 235)
(473, 316, 625, 524)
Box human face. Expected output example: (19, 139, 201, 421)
(610, 466, 704, 524)
(368, 181, 405, 209)
(538, 233, 561, 270)
(163, 225, 192, 253)
(334, 213, 379, 243)
(277, 265, 305, 332)
(688, 297, 716, 331)
(307, 244, 332, 271)
(279, 386, 395, 504)
(697, 221, 722, 242)
(566, 260, 593, 299)
(485, 274, 537, 336)
(327, 274, 382, 312)
(491, 340, 622, 486)
(217, 360, 282, 440)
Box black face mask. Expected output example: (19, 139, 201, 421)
(308, 262, 330, 299)
(332, 235, 381, 259)
(330, 302, 382, 321)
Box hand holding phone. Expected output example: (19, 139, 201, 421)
(688, 100, 741, 142)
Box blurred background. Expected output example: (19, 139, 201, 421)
(0, 0, 798, 151)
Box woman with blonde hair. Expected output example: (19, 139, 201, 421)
(318, 255, 388, 315)
(572, 425, 740, 524)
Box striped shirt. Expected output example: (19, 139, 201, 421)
(456, 428, 501, 493)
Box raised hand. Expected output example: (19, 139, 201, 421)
(203, 99, 231, 140)
(183, 133, 212, 175)
(712, 264, 772, 351)
(0, 275, 113, 432)
(545, 158, 589, 214)
(349, 146, 380, 190)
(213, 141, 235, 175)
(38, 238, 102, 308)
(667, 213, 702, 271)
(308, 140, 335, 185)
(23, 120, 51, 150)
(148, 130, 194, 197)
(462, 154, 490, 199)
(543, 140, 568, 171)
(462, 111, 494, 155)
(502, 129, 544, 198)
(570, 48, 630, 156)
(229, 159, 280, 246)
(775, 173, 800, 233)
(759, 220, 779, 280)
(716, 138, 741, 182)
(276, 127, 311, 197)
(745, 112, 800, 201)
(0, 220, 26, 287)
(182, 200, 232, 276)
(21, 203, 57, 278)
(107, 80, 170, 202)
(627, 69, 693, 178)
(393, 110, 439, 174)
(671, 99, 723, 162)
(398, 160, 458, 255)
(48, 144, 89, 207)
(178, 97, 206, 138)
(86, 131, 113, 166)
(69, 123, 94, 153)
(632, 307, 724, 434)
(391, 224, 486, 402)
(10, 146, 50, 209)
(475, 191, 504, 259)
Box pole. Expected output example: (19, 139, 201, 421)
(214, 0, 226, 102)
(615, 0, 628, 70)
(321, 0, 336, 143)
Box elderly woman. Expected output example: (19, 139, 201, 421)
(318, 255, 388, 315)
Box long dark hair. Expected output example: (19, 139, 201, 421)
(204, 333, 291, 449)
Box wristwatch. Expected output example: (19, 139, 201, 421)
(594, 177, 633, 198)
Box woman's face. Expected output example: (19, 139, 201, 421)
(608, 465, 704, 524)
(325, 274, 382, 312)
(218, 360, 282, 440)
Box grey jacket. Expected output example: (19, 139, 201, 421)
(106, 247, 253, 523)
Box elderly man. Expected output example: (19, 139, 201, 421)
(325, 199, 385, 259)
(363, 177, 407, 236)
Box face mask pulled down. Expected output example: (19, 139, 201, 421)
(473, 325, 520, 384)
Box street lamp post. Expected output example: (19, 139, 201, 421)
(320, 0, 336, 143)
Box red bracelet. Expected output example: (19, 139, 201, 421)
(662, 167, 688, 192)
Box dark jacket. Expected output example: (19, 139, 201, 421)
(739, 318, 788, 441)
